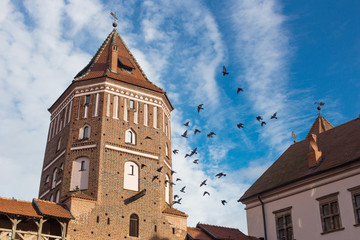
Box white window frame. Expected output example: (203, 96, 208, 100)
(125, 129, 136, 145)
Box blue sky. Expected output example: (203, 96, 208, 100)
(0, 0, 359, 234)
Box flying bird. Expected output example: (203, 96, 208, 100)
(141, 164, 147, 169)
(176, 178, 182, 181)
(190, 147, 198, 156)
(170, 182, 176, 186)
(181, 130, 188, 138)
(261, 121, 266, 127)
(193, 159, 199, 164)
(256, 116, 263, 122)
(180, 186, 186, 193)
(156, 166, 163, 172)
(194, 129, 201, 135)
(270, 112, 278, 119)
(173, 149, 179, 154)
(215, 172, 226, 178)
(152, 175, 159, 182)
(165, 180, 169, 184)
(222, 65, 229, 76)
(200, 179, 207, 187)
(144, 136, 152, 140)
(197, 104, 204, 112)
(237, 123, 244, 129)
(237, 197, 241, 202)
(203, 191, 210, 196)
(237, 88, 244, 94)
(171, 170, 176, 175)
(184, 153, 190, 158)
(174, 195, 179, 200)
(207, 132, 216, 138)
(221, 200, 227, 205)
(184, 121, 190, 127)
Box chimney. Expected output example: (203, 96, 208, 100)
(307, 134, 322, 168)
(110, 44, 118, 73)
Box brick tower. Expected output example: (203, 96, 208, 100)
(38, 28, 187, 239)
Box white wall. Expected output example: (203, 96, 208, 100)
(246, 168, 360, 240)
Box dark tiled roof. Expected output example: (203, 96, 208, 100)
(0, 197, 41, 218)
(34, 199, 73, 219)
(74, 30, 164, 94)
(0, 197, 73, 219)
(187, 227, 213, 240)
(162, 207, 188, 217)
(197, 223, 254, 240)
(241, 117, 360, 201)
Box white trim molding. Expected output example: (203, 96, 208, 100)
(105, 144, 159, 160)
(43, 150, 66, 172)
(70, 144, 97, 151)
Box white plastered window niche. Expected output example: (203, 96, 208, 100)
(124, 161, 139, 191)
(79, 124, 91, 140)
(125, 129, 136, 145)
(70, 157, 90, 190)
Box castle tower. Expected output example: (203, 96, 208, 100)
(38, 29, 187, 239)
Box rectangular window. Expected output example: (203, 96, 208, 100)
(348, 186, 360, 225)
(273, 207, 293, 240)
(129, 100, 135, 110)
(129, 165, 134, 175)
(317, 192, 343, 233)
(85, 95, 91, 105)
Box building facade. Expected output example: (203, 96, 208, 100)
(240, 115, 360, 240)
(37, 28, 187, 239)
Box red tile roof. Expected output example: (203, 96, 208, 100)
(34, 199, 73, 219)
(162, 207, 188, 217)
(198, 223, 254, 240)
(0, 197, 41, 218)
(0, 197, 73, 219)
(241, 117, 360, 201)
(74, 30, 164, 94)
(187, 227, 213, 240)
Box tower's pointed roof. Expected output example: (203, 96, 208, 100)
(305, 114, 334, 138)
(74, 29, 164, 93)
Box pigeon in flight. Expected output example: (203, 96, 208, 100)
(222, 65, 229, 76)
(181, 130, 188, 138)
(174, 195, 179, 200)
(184, 121, 190, 127)
(190, 147, 198, 156)
(180, 186, 186, 193)
(152, 175, 159, 182)
(256, 116, 263, 122)
(176, 178, 182, 181)
(215, 172, 226, 178)
(237, 88, 244, 94)
(184, 153, 190, 158)
(207, 132, 216, 138)
(261, 121, 266, 127)
(221, 200, 227, 205)
(237, 123, 244, 129)
(171, 170, 176, 175)
(194, 129, 201, 135)
(193, 159, 199, 164)
(141, 164, 147, 169)
(173, 149, 179, 154)
(200, 179, 207, 187)
(203, 191, 210, 196)
(156, 166, 163, 172)
(197, 104, 204, 112)
(144, 136, 152, 140)
(170, 182, 176, 186)
(270, 112, 278, 119)
(165, 180, 169, 184)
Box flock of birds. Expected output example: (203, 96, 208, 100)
(143, 65, 325, 208)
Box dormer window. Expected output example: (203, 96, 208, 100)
(118, 56, 134, 74)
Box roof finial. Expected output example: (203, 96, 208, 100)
(314, 101, 325, 116)
(110, 11, 118, 29)
(291, 131, 296, 143)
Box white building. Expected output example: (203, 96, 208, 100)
(240, 115, 360, 240)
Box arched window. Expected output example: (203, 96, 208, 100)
(125, 129, 136, 144)
(70, 157, 90, 190)
(124, 161, 139, 191)
(52, 168, 57, 189)
(79, 125, 91, 140)
(55, 190, 60, 203)
(165, 174, 170, 204)
(129, 214, 139, 237)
